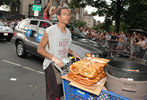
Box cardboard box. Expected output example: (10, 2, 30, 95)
(61, 74, 106, 96)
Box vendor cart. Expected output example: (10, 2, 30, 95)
(57, 57, 131, 100)
(62, 76, 131, 100)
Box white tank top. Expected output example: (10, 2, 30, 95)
(43, 24, 72, 70)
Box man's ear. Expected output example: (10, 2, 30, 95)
(57, 15, 60, 20)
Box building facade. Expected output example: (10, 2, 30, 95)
(19, 0, 34, 17)
(18, 0, 88, 24)
(19, 0, 69, 17)
(82, 12, 96, 28)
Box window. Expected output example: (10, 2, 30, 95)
(18, 20, 30, 30)
(30, 20, 38, 25)
(39, 21, 51, 29)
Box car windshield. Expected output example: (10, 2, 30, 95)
(0, 21, 4, 26)
(66, 24, 86, 39)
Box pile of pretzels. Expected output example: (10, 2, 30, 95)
(67, 57, 110, 86)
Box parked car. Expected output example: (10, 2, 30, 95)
(0, 21, 13, 41)
(12, 18, 111, 59)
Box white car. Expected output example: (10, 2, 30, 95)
(0, 21, 13, 41)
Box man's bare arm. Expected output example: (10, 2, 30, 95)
(68, 48, 74, 55)
(37, 31, 64, 67)
(37, 31, 54, 60)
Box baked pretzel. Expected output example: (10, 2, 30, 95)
(67, 72, 98, 86)
(79, 66, 98, 79)
(85, 57, 110, 64)
(68, 58, 107, 86)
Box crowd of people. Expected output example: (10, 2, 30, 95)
(1, 16, 146, 61)
(77, 26, 147, 60)
(0, 18, 22, 30)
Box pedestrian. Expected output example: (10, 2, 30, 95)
(43, 0, 52, 20)
(37, 7, 81, 100)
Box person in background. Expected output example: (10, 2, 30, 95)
(137, 37, 146, 58)
(49, 1, 63, 22)
(37, 7, 81, 100)
(105, 32, 111, 48)
(130, 32, 137, 59)
(116, 35, 125, 56)
(43, 0, 52, 20)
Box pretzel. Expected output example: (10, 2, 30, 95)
(70, 65, 80, 75)
(68, 58, 107, 86)
(79, 66, 98, 79)
(67, 72, 98, 86)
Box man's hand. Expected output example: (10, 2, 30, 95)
(73, 53, 81, 61)
(52, 57, 64, 68)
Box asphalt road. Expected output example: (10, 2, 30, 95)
(0, 40, 46, 100)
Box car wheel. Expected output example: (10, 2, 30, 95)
(7, 37, 12, 42)
(16, 41, 28, 57)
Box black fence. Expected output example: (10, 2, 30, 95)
(96, 39, 147, 63)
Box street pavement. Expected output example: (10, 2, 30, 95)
(0, 40, 46, 100)
(0, 40, 146, 100)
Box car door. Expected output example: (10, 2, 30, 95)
(29, 20, 52, 56)
(24, 20, 39, 55)
(15, 19, 30, 47)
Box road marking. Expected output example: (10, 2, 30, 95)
(2, 60, 44, 75)
(36, 71, 44, 74)
(3, 60, 22, 66)
(22, 66, 36, 72)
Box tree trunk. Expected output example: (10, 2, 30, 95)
(115, 17, 120, 33)
(10, 3, 16, 12)
(115, 0, 121, 33)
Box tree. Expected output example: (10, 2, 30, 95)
(92, 23, 105, 32)
(0, 0, 20, 12)
(69, 0, 147, 32)
(104, 17, 114, 32)
(69, 0, 129, 32)
(71, 19, 86, 28)
(124, 0, 147, 31)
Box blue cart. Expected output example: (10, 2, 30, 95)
(62, 78, 131, 100)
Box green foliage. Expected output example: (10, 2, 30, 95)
(91, 12, 97, 16)
(92, 22, 115, 32)
(124, 0, 147, 31)
(100, 17, 114, 32)
(68, 0, 85, 9)
(119, 21, 129, 33)
(69, 0, 147, 32)
(71, 19, 87, 28)
(92, 23, 105, 32)
(69, 0, 126, 32)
